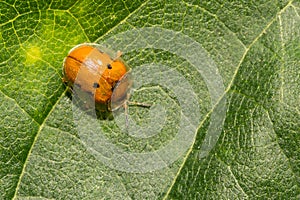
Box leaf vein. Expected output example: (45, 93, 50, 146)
(182, 0, 247, 49)
(11, 88, 68, 200)
(265, 109, 299, 179)
(94, 0, 151, 43)
(0, 90, 39, 125)
(227, 165, 249, 198)
(163, 1, 294, 199)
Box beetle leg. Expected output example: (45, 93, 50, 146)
(62, 77, 67, 84)
(107, 100, 112, 111)
(124, 102, 129, 129)
(114, 50, 123, 60)
(68, 86, 74, 93)
(128, 101, 152, 108)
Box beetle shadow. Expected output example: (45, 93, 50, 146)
(66, 88, 114, 121)
(95, 103, 114, 120)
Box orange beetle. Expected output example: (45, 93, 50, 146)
(63, 44, 132, 111)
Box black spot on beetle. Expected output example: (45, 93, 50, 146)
(93, 83, 100, 88)
(107, 64, 112, 69)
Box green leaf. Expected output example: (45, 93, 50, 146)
(1, 0, 299, 199)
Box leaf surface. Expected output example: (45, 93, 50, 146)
(0, 0, 299, 199)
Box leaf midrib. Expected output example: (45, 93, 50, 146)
(11, 87, 68, 200)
